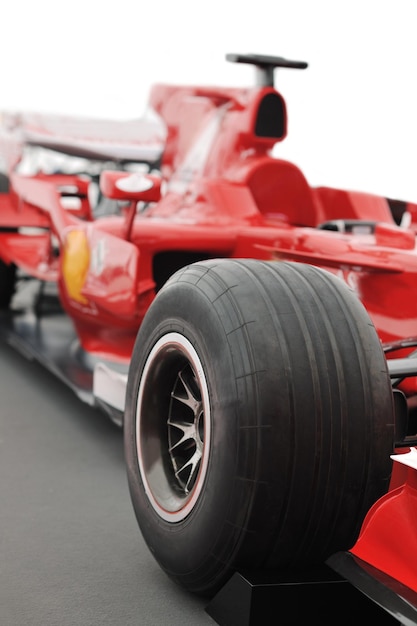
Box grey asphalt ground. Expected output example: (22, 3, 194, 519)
(0, 341, 216, 626)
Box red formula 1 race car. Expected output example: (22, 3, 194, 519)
(1, 53, 417, 623)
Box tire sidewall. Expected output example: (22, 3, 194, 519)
(124, 282, 246, 576)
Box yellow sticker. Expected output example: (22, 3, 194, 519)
(62, 230, 90, 304)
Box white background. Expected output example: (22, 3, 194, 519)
(1, 0, 416, 200)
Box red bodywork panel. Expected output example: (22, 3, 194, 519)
(351, 451, 417, 593)
(1, 78, 417, 357)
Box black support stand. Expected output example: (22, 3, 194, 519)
(205, 560, 404, 625)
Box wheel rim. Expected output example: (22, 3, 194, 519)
(136, 332, 211, 522)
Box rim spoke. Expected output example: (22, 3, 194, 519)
(168, 420, 197, 450)
(171, 370, 200, 412)
(174, 449, 203, 494)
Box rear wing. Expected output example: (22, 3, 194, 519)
(0, 110, 166, 165)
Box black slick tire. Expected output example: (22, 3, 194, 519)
(124, 259, 394, 596)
